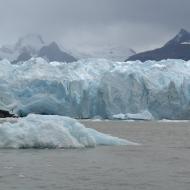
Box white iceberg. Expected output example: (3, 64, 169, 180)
(112, 113, 126, 120)
(0, 114, 137, 149)
(126, 110, 154, 120)
(112, 110, 153, 120)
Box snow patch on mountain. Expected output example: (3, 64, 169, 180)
(0, 34, 77, 63)
(70, 44, 136, 61)
(0, 34, 45, 62)
(165, 29, 190, 47)
(15, 34, 45, 53)
(128, 29, 190, 61)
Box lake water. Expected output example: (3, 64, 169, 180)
(0, 120, 190, 190)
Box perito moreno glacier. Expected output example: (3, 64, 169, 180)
(0, 58, 190, 120)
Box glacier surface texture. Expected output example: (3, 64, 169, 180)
(0, 58, 190, 120)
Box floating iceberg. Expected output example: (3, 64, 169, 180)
(0, 114, 136, 148)
(0, 58, 190, 119)
(113, 110, 154, 120)
(112, 113, 126, 120)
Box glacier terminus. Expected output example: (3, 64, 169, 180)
(0, 58, 190, 120)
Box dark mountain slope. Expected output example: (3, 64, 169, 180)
(127, 29, 190, 61)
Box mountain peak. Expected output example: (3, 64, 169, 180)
(48, 42, 60, 49)
(15, 34, 45, 53)
(38, 42, 77, 62)
(179, 28, 189, 35)
(17, 34, 45, 45)
(127, 28, 190, 62)
(164, 28, 190, 47)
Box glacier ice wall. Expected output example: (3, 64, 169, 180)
(0, 114, 135, 148)
(1, 58, 190, 119)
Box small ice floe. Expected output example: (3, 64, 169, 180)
(158, 119, 189, 123)
(112, 110, 153, 121)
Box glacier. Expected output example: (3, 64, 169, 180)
(0, 58, 190, 119)
(0, 114, 136, 148)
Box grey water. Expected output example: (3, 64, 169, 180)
(0, 120, 190, 190)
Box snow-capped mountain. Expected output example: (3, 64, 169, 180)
(70, 44, 136, 61)
(127, 29, 190, 61)
(0, 34, 45, 62)
(0, 34, 135, 62)
(164, 29, 190, 47)
(0, 34, 77, 63)
(15, 34, 45, 54)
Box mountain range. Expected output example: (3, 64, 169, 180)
(127, 29, 190, 61)
(0, 34, 77, 63)
(1, 29, 190, 63)
(0, 34, 136, 63)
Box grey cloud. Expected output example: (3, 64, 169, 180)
(0, 0, 189, 52)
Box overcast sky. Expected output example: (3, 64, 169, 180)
(0, 0, 189, 52)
